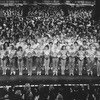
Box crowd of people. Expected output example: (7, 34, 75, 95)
(0, 5, 99, 76)
(2, 6, 23, 18)
(0, 83, 100, 100)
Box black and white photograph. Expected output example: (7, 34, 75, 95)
(0, 0, 100, 100)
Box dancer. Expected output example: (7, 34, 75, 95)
(49, 42, 53, 70)
(68, 44, 76, 76)
(1, 45, 8, 75)
(25, 44, 33, 76)
(86, 44, 96, 76)
(35, 43, 43, 75)
(51, 42, 61, 76)
(95, 47, 100, 76)
(77, 46, 85, 76)
(60, 45, 67, 75)
(17, 46, 24, 75)
(43, 45, 50, 75)
(8, 45, 16, 75)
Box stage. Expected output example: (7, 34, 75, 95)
(0, 75, 100, 86)
(0, 69, 100, 85)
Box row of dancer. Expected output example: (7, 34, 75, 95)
(0, 41, 100, 76)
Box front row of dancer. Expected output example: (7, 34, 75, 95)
(0, 43, 100, 76)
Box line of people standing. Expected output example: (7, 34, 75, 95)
(0, 36, 100, 76)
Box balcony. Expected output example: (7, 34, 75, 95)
(0, 0, 95, 6)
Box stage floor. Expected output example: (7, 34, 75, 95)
(0, 75, 100, 85)
(0, 69, 99, 85)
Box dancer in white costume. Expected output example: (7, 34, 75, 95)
(25, 44, 33, 75)
(77, 46, 85, 76)
(60, 45, 67, 75)
(95, 47, 100, 76)
(17, 46, 24, 75)
(51, 42, 61, 76)
(0, 45, 8, 75)
(68, 44, 76, 76)
(86, 44, 96, 76)
(35, 44, 43, 75)
(8, 45, 16, 75)
(43, 45, 50, 75)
